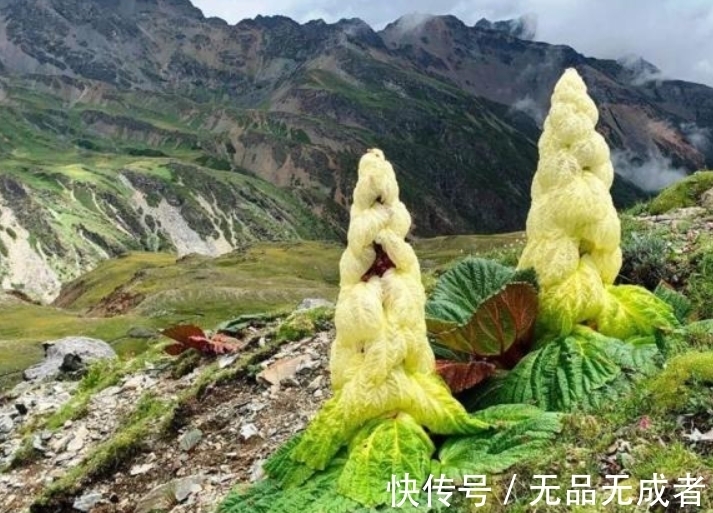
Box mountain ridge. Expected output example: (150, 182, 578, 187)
(0, 0, 712, 301)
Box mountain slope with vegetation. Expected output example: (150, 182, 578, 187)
(1, 0, 713, 301)
(2, 178, 713, 511)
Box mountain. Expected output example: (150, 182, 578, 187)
(0, 0, 712, 301)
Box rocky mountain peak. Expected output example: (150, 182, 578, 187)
(474, 14, 537, 40)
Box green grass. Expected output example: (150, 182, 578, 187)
(648, 170, 713, 214)
(413, 232, 525, 270)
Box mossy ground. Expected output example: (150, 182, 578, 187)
(647, 170, 713, 215)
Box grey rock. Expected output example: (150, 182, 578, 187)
(296, 298, 334, 311)
(32, 434, 45, 452)
(130, 463, 155, 476)
(307, 376, 323, 391)
(23, 337, 117, 381)
(66, 426, 89, 453)
(135, 476, 205, 513)
(126, 326, 158, 339)
(240, 423, 260, 441)
(0, 415, 13, 434)
(73, 491, 103, 512)
(179, 429, 203, 452)
(250, 459, 265, 482)
(174, 475, 204, 502)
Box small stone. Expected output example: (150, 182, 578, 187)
(130, 463, 155, 476)
(218, 354, 240, 369)
(307, 376, 323, 391)
(73, 492, 103, 512)
(32, 435, 45, 452)
(66, 425, 89, 453)
(64, 420, 73, 429)
(240, 423, 260, 441)
(257, 355, 313, 387)
(101, 386, 122, 396)
(122, 375, 148, 390)
(179, 429, 203, 452)
(296, 298, 334, 311)
(313, 389, 324, 399)
(174, 476, 205, 502)
(50, 434, 71, 452)
(250, 459, 265, 482)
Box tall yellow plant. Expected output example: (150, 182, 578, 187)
(518, 68, 676, 339)
(289, 149, 487, 475)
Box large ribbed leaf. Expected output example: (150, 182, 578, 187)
(596, 285, 679, 341)
(437, 405, 562, 482)
(472, 327, 635, 411)
(426, 258, 538, 358)
(337, 415, 434, 507)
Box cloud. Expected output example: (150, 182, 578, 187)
(611, 149, 687, 192)
(617, 54, 664, 86)
(680, 122, 711, 153)
(510, 96, 545, 126)
(191, 0, 713, 87)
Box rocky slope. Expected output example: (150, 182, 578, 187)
(0, 311, 336, 513)
(0, 0, 712, 301)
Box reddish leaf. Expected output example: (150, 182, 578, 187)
(161, 324, 240, 356)
(430, 282, 538, 368)
(164, 343, 189, 356)
(361, 243, 395, 282)
(436, 360, 497, 393)
(188, 334, 238, 355)
(161, 324, 207, 344)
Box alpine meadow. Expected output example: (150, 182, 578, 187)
(1, 1, 713, 512)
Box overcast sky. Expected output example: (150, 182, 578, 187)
(191, 0, 713, 87)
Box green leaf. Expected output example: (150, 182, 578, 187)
(438, 405, 562, 482)
(220, 459, 370, 513)
(337, 414, 434, 507)
(596, 285, 679, 340)
(681, 319, 713, 338)
(654, 283, 692, 323)
(601, 337, 660, 377)
(472, 327, 627, 411)
(264, 434, 315, 488)
(426, 258, 538, 358)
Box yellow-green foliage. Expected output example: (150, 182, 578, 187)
(646, 351, 713, 411)
(648, 170, 713, 214)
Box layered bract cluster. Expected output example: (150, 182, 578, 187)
(518, 69, 675, 338)
(289, 149, 487, 473)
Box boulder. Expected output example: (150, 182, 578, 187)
(23, 337, 117, 382)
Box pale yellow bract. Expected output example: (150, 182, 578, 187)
(329, 148, 481, 431)
(518, 68, 622, 336)
(290, 149, 486, 471)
